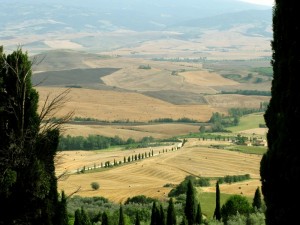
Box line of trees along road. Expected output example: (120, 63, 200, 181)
(1, 0, 299, 223)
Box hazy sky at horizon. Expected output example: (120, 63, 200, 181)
(239, 0, 274, 6)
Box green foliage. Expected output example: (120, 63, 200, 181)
(252, 187, 262, 211)
(0, 47, 61, 224)
(167, 198, 176, 225)
(185, 180, 197, 225)
(124, 195, 156, 205)
(169, 176, 210, 197)
(138, 64, 151, 69)
(57, 191, 69, 225)
(221, 90, 271, 96)
(213, 182, 221, 221)
(74, 208, 92, 225)
(251, 67, 273, 77)
(135, 212, 141, 225)
(260, 2, 300, 224)
(150, 201, 160, 225)
(195, 203, 202, 225)
(90, 182, 100, 190)
(221, 195, 252, 224)
(218, 174, 250, 184)
(118, 205, 125, 225)
(102, 212, 109, 225)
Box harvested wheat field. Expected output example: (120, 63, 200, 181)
(57, 138, 262, 203)
(61, 123, 200, 140)
(36, 87, 225, 122)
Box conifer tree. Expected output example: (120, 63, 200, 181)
(260, 1, 300, 224)
(184, 180, 197, 225)
(252, 187, 262, 211)
(118, 204, 125, 225)
(150, 201, 159, 225)
(74, 209, 82, 225)
(167, 198, 177, 225)
(213, 181, 221, 221)
(159, 204, 166, 225)
(0, 47, 69, 224)
(180, 216, 188, 225)
(135, 212, 141, 225)
(102, 212, 109, 225)
(81, 207, 92, 225)
(57, 191, 69, 225)
(195, 203, 202, 225)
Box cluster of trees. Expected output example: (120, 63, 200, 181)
(221, 90, 271, 96)
(58, 135, 131, 150)
(149, 117, 198, 123)
(68, 179, 264, 225)
(202, 105, 268, 133)
(152, 57, 207, 63)
(168, 175, 251, 198)
(218, 174, 250, 184)
(58, 135, 182, 151)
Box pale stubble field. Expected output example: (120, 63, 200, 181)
(56, 138, 262, 203)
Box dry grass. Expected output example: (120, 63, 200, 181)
(36, 87, 225, 122)
(61, 123, 200, 140)
(57, 138, 262, 203)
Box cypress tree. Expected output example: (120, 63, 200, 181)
(74, 209, 82, 225)
(180, 216, 188, 225)
(260, 1, 300, 224)
(135, 212, 141, 225)
(252, 187, 262, 211)
(213, 181, 221, 221)
(150, 201, 159, 225)
(195, 203, 202, 225)
(80, 207, 92, 225)
(159, 204, 166, 225)
(167, 198, 177, 225)
(102, 212, 109, 225)
(184, 180, 197, 225)
(57, 191, 69, 225)
(118, 204, 125, 225)
(0, 47, 64, 224)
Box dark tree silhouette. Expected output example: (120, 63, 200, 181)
(195, 203, 202, 225)
(135, 212, 141, 225)
(0, 47, 70, 225)
(184, 180, 197, 225)
(167, 198, 177, 225)
(213, 181, 221, 221)
(252, 187, 262, 211)
(102, 212, 109, 225)
(260, 1, 300, 224)
(118, 204, 125, 225)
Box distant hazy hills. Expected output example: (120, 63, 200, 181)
(0, 0, 272, 53)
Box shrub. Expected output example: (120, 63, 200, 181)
(91, 182, 100, 190)
(221, 195, 252, 223)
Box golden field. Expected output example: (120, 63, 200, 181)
(56, 138, 262, 203)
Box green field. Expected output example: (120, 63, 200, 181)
(197, 191, 253, 219)
(227, 113, 265, 133)
(225, 145, 267, 155)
